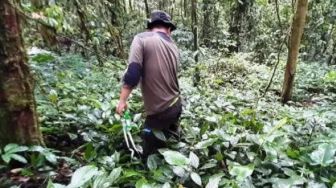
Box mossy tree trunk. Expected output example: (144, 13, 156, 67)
(228, 0, 254, 53)
(0, 0, 43, 146)
(281, 0, 308, 103)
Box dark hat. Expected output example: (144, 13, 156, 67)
(147, 10, 176, 31)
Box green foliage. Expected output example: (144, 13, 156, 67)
(17, 50, 336, 187)
(1, 144, 29, 164)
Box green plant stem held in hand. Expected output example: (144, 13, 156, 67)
(121, 110, 142, 159)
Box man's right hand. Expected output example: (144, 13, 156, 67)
(116, 100, 128, 115)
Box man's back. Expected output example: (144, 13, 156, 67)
(116, 10, 182, 158)
(129, 32, 180, 115)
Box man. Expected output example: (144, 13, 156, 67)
(116, 10, 182, 158)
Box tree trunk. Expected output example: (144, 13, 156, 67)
(144, 0, 150, 17)
(184, 0, 188, 17)
(228, 0, 253, 53)
(129, 0, 133, 11)
(191, 0, 200, 87)
(74, 0, 104, 66)
(0, 0, 43, 146)
(106, 0, 125, 58)
(202, 0, 212, 47)
(32, 0, 58, 50)
(191, 0, 198, 61)
(281, 0, 308, 103)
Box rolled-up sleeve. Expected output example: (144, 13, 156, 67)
(123, 36, 144, 88)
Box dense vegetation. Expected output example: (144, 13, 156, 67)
(0, 0, 336, 187)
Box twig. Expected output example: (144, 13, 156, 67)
(262, 0, 288, 96)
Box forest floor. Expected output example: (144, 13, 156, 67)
(1, 50, 336, 188)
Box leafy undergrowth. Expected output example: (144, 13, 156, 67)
(1, 50, 336, 188)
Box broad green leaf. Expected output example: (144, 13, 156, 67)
(29, 145, 45, 152)
(172, 166, 186, 177)
(92, 174, 111, 188)
(147, 155, 158, 170)
(68, 165, 99, 188)
(271, 178, 295, 188)
(108, 167, 122, 183)
(160, 150, 189, 166)
(162, 182, 171, 188)
(195, 138, 217, 149)
(191, 172, 202, 186)
(1, 154, 11, 163)
(47, 179, 66, 188)
(4, 144, 28, 153)
(229, 164, 254, 181)
(310, 143, 336, 166)
(135, 179, 151, 188)
(44, 151, 58, 164)
(153, 130, 167, 141)
(200, 160, 217, 170)
(123, 169, 143, 178)
(189, 151, 200, 169)
(205, 173, 224, 188)
(11, 154, 28, 164)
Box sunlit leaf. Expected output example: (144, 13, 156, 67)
(310, 143, 336, 166)
(109, 167, 122, 183)
(229, 164, 254, 181)
(153, 130, 167, 141)
(160, 150, 189, 166)
(67, 165, 99, 188)
(11, 154, 28, 164)
(194, 138, 217, 149)
(147, 155, 158, 170)
(191, 172, 202, 186)
(205, 173, 224, 188)
(189, 151, 200, 168)
(172, 166, 186, 177)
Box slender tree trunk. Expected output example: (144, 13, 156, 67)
(74, 0, 104, 66)
(170, 0, 175, 19)
(106, 0, 125, 58)
(129, 0, 133, 12)
(184, 0, 188, 17)
(159, 1, 164, 10)
(0, 0, 43, 146)
(144, 0, 150, 17)
(180, 0, 184, 21)
(122, 0, 127, 13)
(202, 0, 212, 47)
(281, 0, 308, 103)
(191, 0, 200, 87)
(32, 0, 58, 50)
(191, 0, 198, 61)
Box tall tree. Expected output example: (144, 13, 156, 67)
(228, 0, 254, 53)
(128, 0, 133, 11)
(191, 0, 200, 87)
(144, 0, 150, 17)
(281, 0, 309, 103)
(32, 0, 58, 50)
(0, 0, 43, 146)
(74, 0, 104, 66)
(202, 0, 214, 47)
(191, 0, 198, 61)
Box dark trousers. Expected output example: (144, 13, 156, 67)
(141, 100, 182, 158)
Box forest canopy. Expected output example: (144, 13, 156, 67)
(0, 0, 336, 187)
